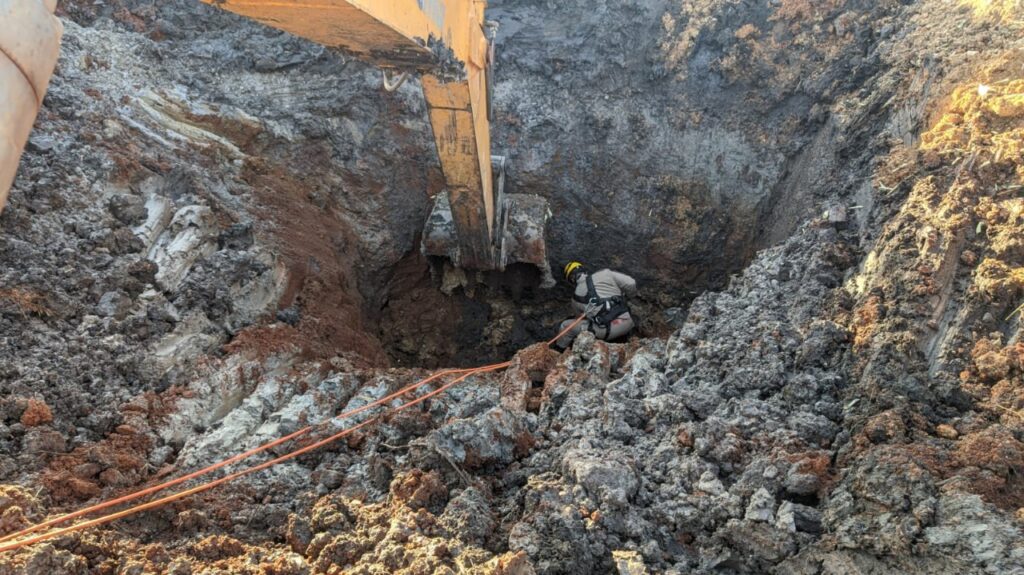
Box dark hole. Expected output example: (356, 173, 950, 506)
(783, 490, 820, 507)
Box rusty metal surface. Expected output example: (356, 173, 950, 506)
(423, 190, 553, 286)
(500, 193, 554, 287)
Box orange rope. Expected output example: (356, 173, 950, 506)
(0, 367, 475, 544)
(0, 315, 587, 553)
(0, 365, 508, 553)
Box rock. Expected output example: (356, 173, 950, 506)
(318, 468, 344, 490)
(719, 520, 796, 565)
(276, 306, 301, 326)
(166, 559, 193, 575)
(745, 488, 776, 522)
(776, 501, 823, 534)
(833, 11, 858, 37)
(149, 205, 217, 291)
(936, 424, 959, 439)
(218, 223, 255, 251)
(97, 291, 131, 319)
(286, 514, 313, 555)
(26, 134, 56, 153)
(155, 19, 182, 40)
(662, 307, 688, 330)
(148, 445, 174, 467)
(919, 493, 1024, 570)
(127, 258, 159, 285)
(480, 551, 536, 575)
(612, 550, 650, 575)
(825, 204, 848, 228)
(427, 407, 526, 470)
(563, 449, 639, 508)
(23, 545, 87, 575)
(785, 471, 821, 496)
(439, 487, 494, 544)
(22, 428, 66, 454)
(500, 343, 560, 412)
(697, 470, 726, 496)
(107, 194, 148, 225)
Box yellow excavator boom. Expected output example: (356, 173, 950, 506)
(202, 0, 499, 269)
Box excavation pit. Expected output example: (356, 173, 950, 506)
(1, 0, 1022, 573)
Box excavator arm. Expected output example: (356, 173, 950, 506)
(202, 0, 500, 269)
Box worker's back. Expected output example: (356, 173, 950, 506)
(555, 266, 637, 347)
(571, 269, 637, 313)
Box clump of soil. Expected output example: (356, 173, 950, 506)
(18, 402, 53, 429)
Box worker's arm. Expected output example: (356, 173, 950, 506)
(0, 0, 63, 213)
(610, 271, 638, 298)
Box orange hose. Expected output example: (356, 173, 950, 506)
(0, 315, 586, 553)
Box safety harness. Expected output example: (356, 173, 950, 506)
(573, 273, 630, 329)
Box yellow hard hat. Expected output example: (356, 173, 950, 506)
(563, 261, 583, 281)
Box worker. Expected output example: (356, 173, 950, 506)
(555, 261, 637, 348)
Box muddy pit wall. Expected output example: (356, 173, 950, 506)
(376, 0, 933, 364)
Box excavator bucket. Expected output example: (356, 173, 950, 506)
(422, 156, 555, 287)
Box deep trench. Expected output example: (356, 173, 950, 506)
(359, 151, 819, 368)
(369, 205, 778, 369)
(364, 148, 814, 368)
(115, 0, 862, 371)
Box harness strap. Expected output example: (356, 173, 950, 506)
(572, 273, 596, 304)
(573, 273, 629, 328)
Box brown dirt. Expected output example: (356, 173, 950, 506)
(223, 324, 304, 361)
(0, 469, 534, 575)
(0, 486, 42, 538)
(377, 253, 468, 368)
(952, 427, 1024, 509)
(18, 401, 53, 428)
(851, 294, 883, 350)
(0, 289, 52, 319)
(845, 48, 1024, 513)
(229, 155, 388, 366)
(41, 426, 153, 504)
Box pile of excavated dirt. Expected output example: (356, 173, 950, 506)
(1, 0, 1023, 573)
